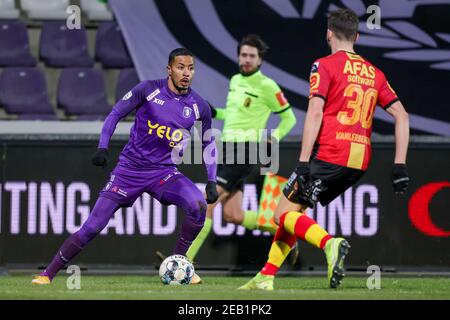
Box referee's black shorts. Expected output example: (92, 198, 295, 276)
(216, 163, 256, 193)
(283, 158, 365, 206)
(216, 142, 269, 193)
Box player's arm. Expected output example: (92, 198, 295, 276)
(208, 76, 238, 121)
(264, 82, 297, 141)
(299, 60, 330, 162)
(378, 76, 410, 194)
(207, 102, 226, 121)
(92, 81, 147, 167)
(273, 108, 296, 141)
(283, 60, 329, 207)
(199, 100, 219, 204)
(386, 101, 409, 164)
(385, 101, 410, 194)
(284, 97, 325, 208)
(299, 97, 325, 162)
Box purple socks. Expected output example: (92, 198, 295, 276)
(173, 217, 204, 256)
(42, 196, 119, 280)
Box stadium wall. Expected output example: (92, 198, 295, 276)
(0, 138, 449, 272)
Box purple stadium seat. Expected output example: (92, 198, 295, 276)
(76, 114, 107, 121)
(58, 68, 111, 116)
(115, 68, 139, 102)
(0, 20, 36, 67)
(0, 67, 56, 118)
(96, 21, 133, 68)
(18, 114, 59, 120)
(40, 21, 93, 67)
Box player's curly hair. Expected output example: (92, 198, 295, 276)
(238, 34, 269, 58)
(328, 8, 359, 42)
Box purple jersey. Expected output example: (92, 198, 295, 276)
(98, 78, 217, 181)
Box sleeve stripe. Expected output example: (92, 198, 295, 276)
(310, 94, 326, 101)
(382, 98, 399, 110)
(274, 105, 291, 114)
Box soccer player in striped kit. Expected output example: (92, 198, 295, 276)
(240, 8, 410, 290)
(32, 48, 218, 284)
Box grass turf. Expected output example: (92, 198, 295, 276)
(0, 274, 449, 300)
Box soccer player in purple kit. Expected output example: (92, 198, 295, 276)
(31, 48, 219, 285)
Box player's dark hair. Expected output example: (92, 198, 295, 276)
(237, 34, 269, 58)
(168, 48, 194, 65)
(328, 8, 359, 42)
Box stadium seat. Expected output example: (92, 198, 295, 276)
(80, 0, 113, 21)
(20, 0, 70, 20)
(0, 67, 58, 119)
(76, 114, 107, 120)
(96, 21, 133, 68)
(0, 20, 36, 67)
(115, 68, 140, 102)
(0, 0, 20, 19)
(17, 114, 59, 120)
(39, 21, 93, 67)
(58, 68, 111, 116)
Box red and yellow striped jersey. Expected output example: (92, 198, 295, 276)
(309, 50, 399, 170)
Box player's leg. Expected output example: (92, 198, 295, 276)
(155, 174, 209, 284)
(184, 162, 252, 263)
(185, 185, 229, 262)
(245, 159, 364, 289)
(217, 163, 260, 232)
(32, 165, 146, 285)
(222, 189, 244, 224)
(157, 175, 208, 256)
(32, 196, 120, 284)
(239, 194, 302, 290)
(308, 159, 363, 288)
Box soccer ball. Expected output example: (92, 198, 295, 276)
(159, 255, 195, 285)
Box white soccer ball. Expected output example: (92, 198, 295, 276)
(159, 255, 195, 285)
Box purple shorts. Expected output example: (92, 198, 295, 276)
(100, 164, 195, 207)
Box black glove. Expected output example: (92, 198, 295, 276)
(294, 161, 311, 189)
(392, 164, 409, 194)
(207, 101, 217, 118)
(205, 181, 219, 204)
(298, 179, 327, 208)
(286, 162, 326, 208)
(91, 148, 109, 168)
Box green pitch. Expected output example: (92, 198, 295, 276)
(0, 275, 449, 300)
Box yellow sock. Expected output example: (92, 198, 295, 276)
(261, 215, 297, 276)
(283, 211, 332, 249)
